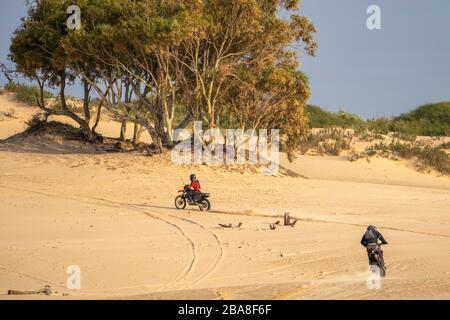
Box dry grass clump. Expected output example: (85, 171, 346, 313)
(354, 129, 384, 142)
(23, 114, 85, 141)
(301, 128, 354, 156)
(350, 140, 450, 175)
(4, 82, 53, 105)
(0, 107, 17, 119)
(439, 141, 450, 150)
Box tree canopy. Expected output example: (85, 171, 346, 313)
(10, 0, 317, 157)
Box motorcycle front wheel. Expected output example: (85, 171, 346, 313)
(199, 199, 211, 211)
(175, 196, 187, 209)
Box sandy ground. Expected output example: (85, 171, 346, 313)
(0, 93, 449, 300)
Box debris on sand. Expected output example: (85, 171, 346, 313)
(271, 214, 298, 230)
(289, 219, 298, 227)
(270, 220, 280, 230)
(284, 212, 298, 227)
(219, 222, 242, 229)
(280, 252, 300, 258)
(8, 285, 52, 296)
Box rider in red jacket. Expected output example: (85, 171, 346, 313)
(187, 174, 201, 202)
(189, 174, 201, 192)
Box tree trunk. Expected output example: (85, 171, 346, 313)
(164, 116, 174, 148)
(175, 113, 194, 130)
(82, 80, 91, 124)
(120, 120, 127, 141)
(148, 127, 163, 152)
(92, 102, 102, 135)
(81, 122, 97, 142)
(59, 74, 97, 142)
(132, 121, 143, 145)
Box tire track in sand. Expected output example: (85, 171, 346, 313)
(104, 201, 224, 290)
(0, 185, 197, 292)
(167, 215, 224, 289)
(1, 185, 224, 291)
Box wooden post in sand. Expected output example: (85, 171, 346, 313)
(284, 212, 290, 226)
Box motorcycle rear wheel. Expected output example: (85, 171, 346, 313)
(379, 264, 386, 277)
(199, 199, 211, 211)
(369, 261, 386, 278)
(175, 196, 187, 210)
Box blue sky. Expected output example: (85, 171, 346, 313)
(1, 0, 449, 119)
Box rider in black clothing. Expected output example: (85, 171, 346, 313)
(361, 225, 388, 267)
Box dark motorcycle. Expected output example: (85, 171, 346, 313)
(174, 185, 211, 211)
(366, 243, 386, 277)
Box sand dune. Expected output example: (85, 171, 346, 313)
(0, 93, 449, 299)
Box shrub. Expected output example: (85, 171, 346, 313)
(395, 102, 450, 136)
(51, 101, 85, 114)
(301, 128, 354, 156)
(313, 102, 450, 137)
(356, 129, 384, 142)
(25, 113, 47, 133)
(366, 117, 392, 134)
(4, 82, 53, 105)
(306, 105, 365, 129)
(419, 145, 450, 174)
(440, 141, 450, 150)
(354, 140, 450, 175)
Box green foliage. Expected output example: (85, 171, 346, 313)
(301, 128, 354, 156)
(310, 102, 450, 137)
(395, 102, 450, 136)
(361, 141, 450, 175)
(62, 0, 317, 153)
(366, 102, 450, 136)
(9, 0, 73, 83)
(365, 117, 393, 134)
(10, 0, 318, 153)
(306, 105, 365, 129)
(4, 82, 53, 105)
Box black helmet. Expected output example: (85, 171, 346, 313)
(367, 225, 376, 230)
(190, 174, 196, 181)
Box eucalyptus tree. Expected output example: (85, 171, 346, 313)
(10, 0, 317, 157)
(179, 0, 317, 158)
(61, 0, 198, 149)
(9, 0, 100, 141)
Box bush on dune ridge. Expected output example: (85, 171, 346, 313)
(394, 102, 450, 136)
(308, 103, 450, 137)
(301, 128, 354, 156)
(351, 140, 450, 175)
(308, 104, 450, 174)
(306, 105, 365, 129)
(4, 82, 53, 105)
